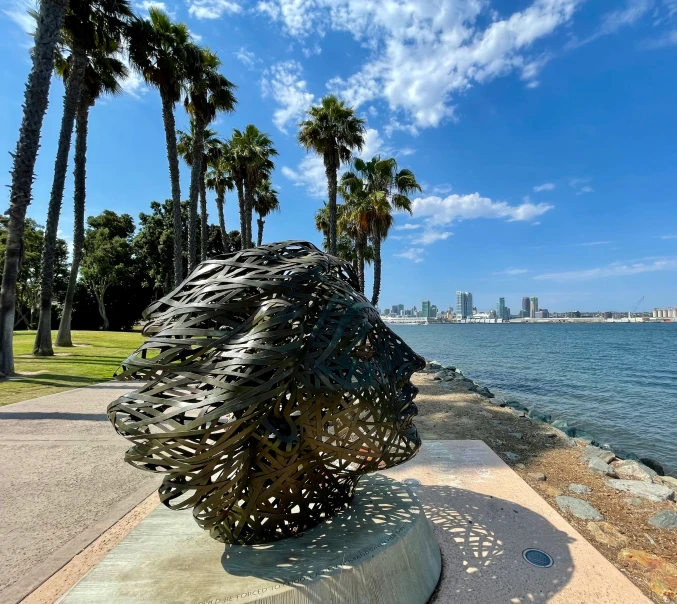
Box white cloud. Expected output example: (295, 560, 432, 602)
(188, 0, 241, 19)
(398, 147, 416, 157)
(118, 51, 147, 98)
(4, 0, 35, 35)
(570, 177, 593, 195)
(360, 127, 389, 159)
(394, 223, 421, 231)
(135, 1, 169, 13)
(235, 47, 256, 66)
(281, 154, 327, 198)
(413, 229, 453, 245)
(494, 268, 530, 275)
(412, 192, 554, 224)
(580, 240, 611, 246)
(534, 182, 555, 191)
(576, 185, 594, 195)
(259, 0, 581, 131)
(641, 29, 677, 48)
(431, 183, 453, 195)
(535, 258, 677, 281)
(261, 60, 314, 133)
(567, 0, 653, 48)
(394, 248, 424, 263)
(660, 234, 677, 239)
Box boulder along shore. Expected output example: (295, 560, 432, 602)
(414, 361, 677, 603)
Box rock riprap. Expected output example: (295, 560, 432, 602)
(587, 522, 629, 547)
(582, 445, 616, 464)
(648, 510, 677, 530)
(611, 460, 657, 483)
(555, 496, 603, 521)
(588, 456, 617, 477)
(606, 480, 675, 503)
(569, 484, 592, 494)
(618, 549, 677, 602)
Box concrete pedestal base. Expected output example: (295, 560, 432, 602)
(57, 475, 441, 604)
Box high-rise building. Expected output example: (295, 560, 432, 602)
(456, 292, 473, 319)
(421, 300, 431, 318)
(430, 304, 438, 318)
(522, 297, 530, 317)
(497, 297, 506, 320)
(529, 296, 539, 318)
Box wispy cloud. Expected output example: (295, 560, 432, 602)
(4, 0, 36, 35)
(394, 248, 424, 263)
(187, 0, 241, 19)
(535, 258, 677, 281)
(660, 234, 677, 239)
(570, 177, 594, 195)
(494, 268, 530, 275)
(234, 48, 256, 66)
(394, 223, 421, 231)
(580, 240, 611, 246)
(567, 0, 653, 48)
(641, 29, 677, 48)
(412, 230, 452, 245)
(534, 182, 555, 192)
(261, 60, 314, 133)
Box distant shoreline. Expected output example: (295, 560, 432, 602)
(383, 317, 674, 325)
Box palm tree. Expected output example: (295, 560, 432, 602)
(184, 48, 237, 270)
(253, 181, 280, 246)
(33, 0, 132, 356)
(229, 125, 277, 249)
(127, 7, 200, 288)
(205, 142, 234, 251)
(298, 95, 365, 257)
(177, 123, 220, 261)
(342, 156, 422, 307)
(56, 43, 128, 347)
(339, 178, 370, 293)
(0, 0, 69, 374)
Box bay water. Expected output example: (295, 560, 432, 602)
(391, 322, 677, 475)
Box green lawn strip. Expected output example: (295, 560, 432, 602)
(0, 330, 144, 406)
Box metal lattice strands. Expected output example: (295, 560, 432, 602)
(108, 241, 425, 544)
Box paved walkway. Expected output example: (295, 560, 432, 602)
(0, 383, 160, 604)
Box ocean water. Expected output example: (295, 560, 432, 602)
(391, 322, 677, 475)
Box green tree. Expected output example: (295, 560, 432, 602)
(341, 156, 421, 307)
(0, 0, 69, 374)
(184, 48, 237, 270)
(127, 8, 200, 288)
(33, 0, 133, 356)
(205, 141, 234, 250)
(0, 218, 69, 330)
(177, 122, 220, 262)
(134, 199, 189, 297)
(253, 180, 280, 247)
(80, 211, 135, 330)
(55, 42, 128, 347)
(298, 95, 365, 257)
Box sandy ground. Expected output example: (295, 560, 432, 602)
(412, 372, 677, 604)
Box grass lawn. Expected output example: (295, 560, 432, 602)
(0, 330, 144, 407)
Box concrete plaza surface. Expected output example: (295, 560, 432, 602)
(0, 383, 160, 604)
(383, 441, 651, 603)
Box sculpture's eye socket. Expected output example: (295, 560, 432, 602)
(354, 333, 376, 360)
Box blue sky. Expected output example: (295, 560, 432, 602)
(1, 0, 676, 313)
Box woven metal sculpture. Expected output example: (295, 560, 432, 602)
(108, 241, 425, 544)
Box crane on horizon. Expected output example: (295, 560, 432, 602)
(629, 296, 644, 319)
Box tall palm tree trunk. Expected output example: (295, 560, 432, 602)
(216, 193, 227, 251)
(56, 94, 90, 347)
(356, 235, 365, 294)
(199, 174, 208, 261)
(325, 158, 338, 256)
(160, 93, 183, 287)
(257, 216, 265, 247)
(0, 0, 69, 375)
(34, 48, 87, 357)
(244, 184, 255, 249)
(235, 180, 246, 250)
(187, 115, 205, 272)
(371, 235, 382, 307)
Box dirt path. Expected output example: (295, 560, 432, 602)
(412, 371, 677, 603)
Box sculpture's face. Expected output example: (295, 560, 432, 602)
(108, 242, 425, 544)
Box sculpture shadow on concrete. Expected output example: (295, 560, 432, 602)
(108, 241, 425, 544)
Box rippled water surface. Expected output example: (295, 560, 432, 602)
(391, 322, 677, 474)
